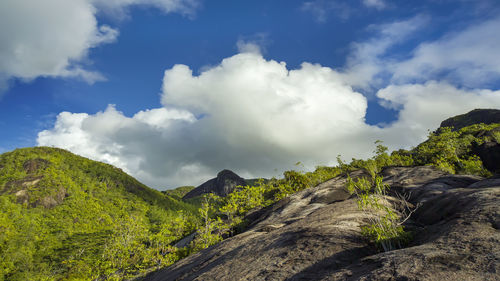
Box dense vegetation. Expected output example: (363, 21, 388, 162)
(0, 147, 199, 281)
(162, 186, 195, 201)
(1, 122, 498, 280)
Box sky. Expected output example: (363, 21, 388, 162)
(1, 0, 500, 189)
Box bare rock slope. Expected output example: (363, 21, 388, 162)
(146, 166, 500, 281)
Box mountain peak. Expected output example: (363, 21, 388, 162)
(440, 108, 500, 131)
(183, 169, 246, 199)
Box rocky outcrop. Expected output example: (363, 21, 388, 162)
(33, 186, 67, 208)
(440, 108, 500, 131)
(7, 176, 67, 208)
(183, 170, 246, 199)
(23, 158, 50, 174)
(3, 159, 67, 208)
(145, 166, 500, 281)
(1, 175, 44, 196)
(5, 175, 44, 190)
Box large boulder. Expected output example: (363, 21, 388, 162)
(145, 166, 500, 281)
(182, 169, 246, 199)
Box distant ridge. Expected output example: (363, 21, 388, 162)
(183, 169, 246, 199)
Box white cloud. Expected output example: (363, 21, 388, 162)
(301, 0, 389, 22)
(236, 33, 271, 55)
(133, 107, 196, 129)
(301, 1, 328, 23)
(341, 15, 428, 90)
(91, 0, 200, 19)
(0, 0, 112, 84)
(391, 17, 500, 88)
(375, 81, 500, 148)
(236, 41, 262, 54)
(343, 15, 500, 91)
(0, 0, 199, 90)
(301, 0, 351, 23)
(37, 109, 124, 169)
(38, 105, 201, 187)
(363, 0, 386, 10)
(161, 53, 369, 150)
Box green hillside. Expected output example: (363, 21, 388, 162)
(162, 186, 195, 200)
(0, 147, 199, 281)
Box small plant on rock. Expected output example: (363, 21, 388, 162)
(347, 175, 417, 252)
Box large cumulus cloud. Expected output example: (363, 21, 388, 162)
(37, 17, 500, 189)
(39, 52, 376, 188)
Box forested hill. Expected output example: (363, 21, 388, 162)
(0, 147, 199, 280)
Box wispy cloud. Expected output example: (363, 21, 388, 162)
(342, 14, 500, 89)
(342, 15, 429, 90)
(236, 33, 272, 54)
(301, 0, 351, 23)
(91, 0, 202, 20)
(301, 0, 390, 23)
(362, 0, 386, 10)
(391, 17, 500, 88)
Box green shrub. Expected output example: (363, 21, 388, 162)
(346, 175, 413, 252)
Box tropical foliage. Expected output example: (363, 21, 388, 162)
(346, 175, 414, 251)
(411, 124, 499, 176)
(0, 147, 199, 281)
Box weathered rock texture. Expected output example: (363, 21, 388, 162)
(183, 170, 246, 199)
(22, 158, 50, 174)
(1, 158, 68, 208)
(145, 166, 500, 281)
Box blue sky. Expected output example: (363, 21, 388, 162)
(1, 0, 500, 188)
